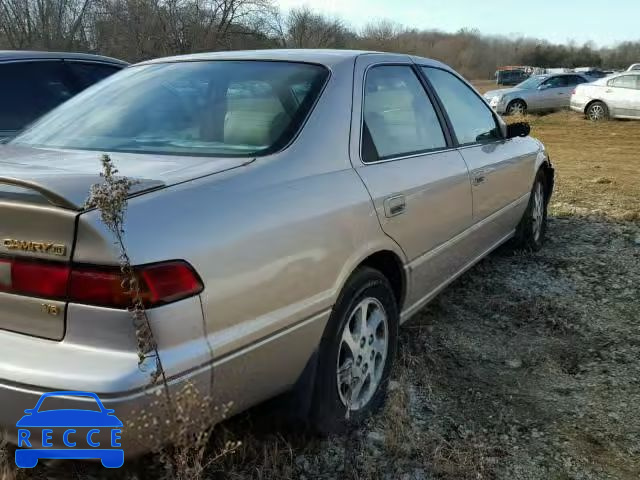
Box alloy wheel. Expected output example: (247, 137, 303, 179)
(336, 297, 389, 411)
(509, 101, 525, 115)
(588, 104, 606, 121)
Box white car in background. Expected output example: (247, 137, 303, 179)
(571, 72, 640, 121)
(627, 63, 640, 71)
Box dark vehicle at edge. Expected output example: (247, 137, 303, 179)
(0, 51, 127, 141)
(496, 69, 529, 86)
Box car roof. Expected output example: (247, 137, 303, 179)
(138, 49, 450, 69)
(607, 71, 639, 79)
(0, 50, 127, 65)
(548, 72, 586, 77)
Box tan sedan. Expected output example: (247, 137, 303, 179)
(0, 50, 554, 455)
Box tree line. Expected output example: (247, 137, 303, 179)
(1, 0, 638, 79)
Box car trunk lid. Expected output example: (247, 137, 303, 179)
(0, 144, 252, 339)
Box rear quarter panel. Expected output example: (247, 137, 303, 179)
(72, 57, 405, 413)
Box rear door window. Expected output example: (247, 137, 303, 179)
(66, 62, 122, 90)
(542, 76, 569, 88)
(609, 75, 638, 89)
(0, 61, 76, 132)
(362, 65, 447, 163)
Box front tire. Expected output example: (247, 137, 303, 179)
(513, 170, 548, 251)
(586, 101, 609, 121)
(507, 99, 527, 116)
(310, 267, 398, 434)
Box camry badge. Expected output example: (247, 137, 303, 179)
(2, 239, 67, 256)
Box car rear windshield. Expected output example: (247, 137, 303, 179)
(12, 61, 329, 157)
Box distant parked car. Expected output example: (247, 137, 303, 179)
(0, 51, 126, 141)
(627, 63, 640, 71)
(571, 72, 640, 120)
(495, 69, 529, 86)
(484, 73, 591, 115)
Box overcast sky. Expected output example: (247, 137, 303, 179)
(276, 0, 640, 47)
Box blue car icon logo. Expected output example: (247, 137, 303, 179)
(15, 391, 124, 468)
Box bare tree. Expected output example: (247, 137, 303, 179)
(285, 6, 348, 49)
(0, 2, 636, 77)
(0, 0, 93, 50)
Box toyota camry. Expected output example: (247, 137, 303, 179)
(0, 50, 554, 455)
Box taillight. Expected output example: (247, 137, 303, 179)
(0, 259, 70, 298)
(0, 258, 202, 309)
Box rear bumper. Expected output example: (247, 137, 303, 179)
(1, 305, 331, 459)
(0, 296, 214, 458)
(570, 97, 588, 113)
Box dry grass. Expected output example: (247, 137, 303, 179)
(526, 111, 640, 221)
(472, 79, 497, 95)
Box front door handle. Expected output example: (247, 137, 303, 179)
(383, 195, 406, 217)
(472, 167, 490, 186)
(473, 175, 486, 186)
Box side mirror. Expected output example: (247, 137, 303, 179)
(507, 122, 530, 139)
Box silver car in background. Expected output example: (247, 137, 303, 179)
(627, 63, 640, 71)
(484, 73, 591, 115)
(571, 72, 640, 120)
(0, 50, 554, 455)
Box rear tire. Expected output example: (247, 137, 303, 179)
(310, 267, 398, 434)
(586, 101, 609, 121)
(507, 99, 527, 116)
(513, 170, 548, 251)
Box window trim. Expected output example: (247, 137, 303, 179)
(607, 75, 640, 90)
(418, 65, 505, 148)
(359, 62, 454, 165)
(62, 60, 124, 91)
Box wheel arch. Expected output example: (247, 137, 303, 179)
(287, 247, 407, 423)
(538, 159, 555, 204)
(507, 98, 528, 109)
(584, 98, 608, 115)
(356, 250, 407, 310)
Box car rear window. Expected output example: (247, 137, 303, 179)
(66, 62, 122, 89)
(13, 61, 329, 157)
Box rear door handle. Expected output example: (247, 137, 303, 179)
(383, 195, 406, 217)
(472, 167, 490, 186)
